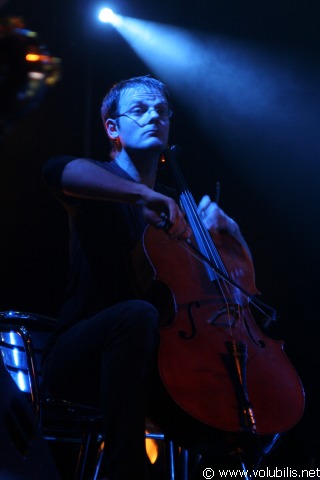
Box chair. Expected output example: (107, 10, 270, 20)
(0, 310, 105, 479)
(0, 310, 189, 480)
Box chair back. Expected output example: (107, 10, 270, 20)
(0, 311, 61, 479)
(0, 311, 57, 418)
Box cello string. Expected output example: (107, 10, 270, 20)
(178, 240, 238, 337)
(180, 192, 237, 318)
(165, 146, 277, 328)
(165, 147, 276, 317)
(165, 147, 239, 333)
(167, 147, 229, 276)
(179, 238, 277, 322)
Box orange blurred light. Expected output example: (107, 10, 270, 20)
(26, 53, 40, 62)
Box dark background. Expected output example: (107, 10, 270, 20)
(1, 0, 319, 469)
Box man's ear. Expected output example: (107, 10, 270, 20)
(105, 118, 119, 140)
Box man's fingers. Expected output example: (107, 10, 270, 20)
(198, 195, 211, 215)
(158, 212, 173, 232)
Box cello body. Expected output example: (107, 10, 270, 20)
(132, 225, 305, 448)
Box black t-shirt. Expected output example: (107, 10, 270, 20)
(43, 155, 176, 337)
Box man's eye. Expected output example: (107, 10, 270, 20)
(156, 105, 166, 116)
(129, 106, 144, 115)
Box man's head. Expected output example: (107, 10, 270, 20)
(101, 76, 172, 157)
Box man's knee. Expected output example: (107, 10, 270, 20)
(121, 299, 159, 335)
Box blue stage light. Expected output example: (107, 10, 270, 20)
(98, 7, 120, 25)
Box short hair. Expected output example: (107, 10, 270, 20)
(100, 75, 172, 123)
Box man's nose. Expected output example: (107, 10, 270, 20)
(148, 107, 160, 121)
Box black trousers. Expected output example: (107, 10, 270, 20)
(42, 299, 160, 480)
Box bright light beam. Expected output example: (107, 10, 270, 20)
(109, 16, 319, 180)
(114, 17, 287, 124)
(105, 15, 320, 233)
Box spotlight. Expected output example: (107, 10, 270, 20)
(98, 7, 120, 26)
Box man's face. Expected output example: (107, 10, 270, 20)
(112, 86, 170, 153)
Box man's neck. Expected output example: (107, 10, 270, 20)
(114, 150, 160, 188)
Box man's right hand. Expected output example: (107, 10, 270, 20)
(139, 188, 191, 241)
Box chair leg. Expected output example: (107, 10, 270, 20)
(163, 440, 189, 480)
(74, 431, 92, 480)
(75, 430, 105, 480)
(180, 449, 189, 480)
(164, 440, 176, 480)
(92, 435, 105, 480)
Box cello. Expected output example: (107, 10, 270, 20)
(132, 145, 305, 461)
